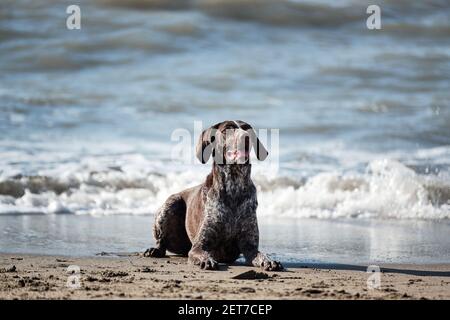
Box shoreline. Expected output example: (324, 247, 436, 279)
(1, 253, 449, 300)
(2, 215, 449, 265)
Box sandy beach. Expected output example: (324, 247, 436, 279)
(1, 0, 449, 305)
(1, 253, 449, 300)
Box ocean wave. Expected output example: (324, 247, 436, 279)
(96, 0, 192, 10)
(0, 159, 449, 219)
(96, 0, 363, 27)
(94, 0, 450, 31)
(258, 159, 450, 220)
(196, 0, 363, 27)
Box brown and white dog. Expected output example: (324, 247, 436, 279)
(145, 120, 282, 271)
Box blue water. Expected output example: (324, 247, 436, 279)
(0, 0, 449, 258)
(1, 215, 449, 264)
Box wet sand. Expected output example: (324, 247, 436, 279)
(0, 253, 449, 300)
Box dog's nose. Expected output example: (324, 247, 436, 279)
(226, 150, 238, 159)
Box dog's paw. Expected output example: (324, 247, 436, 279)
(261, 259, 283, 271)
(143, 247, 166, 258)
(199, 257, 219, 270)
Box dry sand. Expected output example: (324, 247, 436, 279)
(0, 253, 449, 300)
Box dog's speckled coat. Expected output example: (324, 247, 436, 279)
(145, 120, 282, 271)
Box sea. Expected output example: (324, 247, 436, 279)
(0, 0, 449, 263)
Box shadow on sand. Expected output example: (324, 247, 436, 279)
(107, 252, 450, 277)
(282, 262, 450, 277)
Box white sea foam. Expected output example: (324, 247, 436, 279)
(258, 159, 450, 220)
(0, 156, 449, 220)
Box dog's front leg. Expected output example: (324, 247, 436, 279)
(188, 245, 219, 270)
(246, 250, 283, 271)
(239, 220, 283, 271)
(188, 225, 219, 270)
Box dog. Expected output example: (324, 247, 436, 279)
(144, 120, 282, 271)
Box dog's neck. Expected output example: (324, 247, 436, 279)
(207, 163, 252, 197)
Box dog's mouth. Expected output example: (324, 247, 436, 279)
(225, 149, 249, 163)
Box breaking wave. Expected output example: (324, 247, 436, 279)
(0, 159, 449, 219)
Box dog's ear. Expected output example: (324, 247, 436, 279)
(236, 120, 268, 161)
(196, 123, 220, 164)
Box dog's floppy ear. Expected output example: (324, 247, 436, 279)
(236, 120, 268, 161)
(196, 122, 221, 164)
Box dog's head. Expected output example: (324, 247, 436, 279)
(196, 120, 268, 165)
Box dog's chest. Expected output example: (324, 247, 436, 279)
(203, 191, 257, 237)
